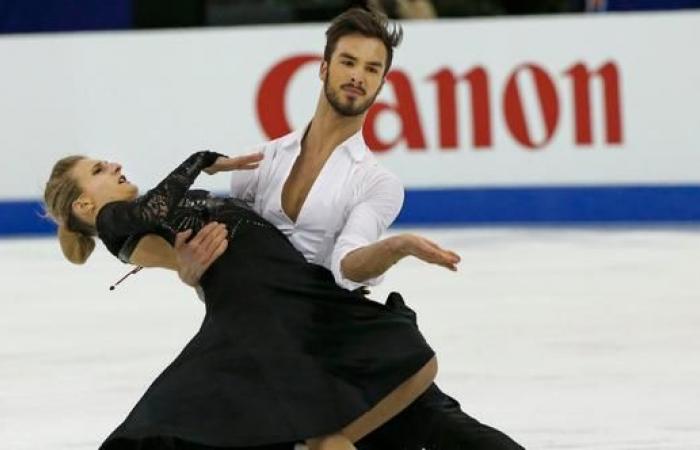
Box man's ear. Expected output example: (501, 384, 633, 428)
(319, 60, 328, 81)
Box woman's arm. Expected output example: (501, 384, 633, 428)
(97, 151, 224, 239)
(126, 222, 229, 285)
(130, 234, 179, 271)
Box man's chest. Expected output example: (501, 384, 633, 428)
(257, 150, 356, 234)
(281, 154, 330, 223)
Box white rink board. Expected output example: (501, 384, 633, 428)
(0, 12, 700, 200)
(1, 229, 700, 449)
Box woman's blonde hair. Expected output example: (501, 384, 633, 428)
(43, 155, 96, 264)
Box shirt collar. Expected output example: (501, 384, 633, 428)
(340, 129, 367, 162)
(280, 123, 367, 163)
(279, 129, 303, 150)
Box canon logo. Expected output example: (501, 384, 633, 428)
(256, 54, 623, 152)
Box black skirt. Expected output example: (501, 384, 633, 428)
(100, 217, 434, 449)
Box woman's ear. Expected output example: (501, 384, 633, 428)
(72, 195, 95, 220)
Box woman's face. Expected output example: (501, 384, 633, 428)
(71, 158, 139, 212)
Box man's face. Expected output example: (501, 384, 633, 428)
(322, 34, 387, 117)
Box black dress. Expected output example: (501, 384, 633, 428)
(96, 152, 434, 450)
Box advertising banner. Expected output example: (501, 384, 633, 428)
(1, 12, 699, 235)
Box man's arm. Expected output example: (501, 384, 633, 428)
(170, 146, 265, 284)
(330, 171, 461, 290)
(341, 233, 460, 283)
(172, 223, 229, 286)
(169, 146, 265, 285)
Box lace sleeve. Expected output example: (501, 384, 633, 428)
(96, 151, 222, 240)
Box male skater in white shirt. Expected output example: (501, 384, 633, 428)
(137, 7, 523, 450)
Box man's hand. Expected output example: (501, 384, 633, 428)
(174, 222, 228, 287)
(395, 234, 461, 271)
(340, 233, 461, 285)
(203, 152, 264, 175)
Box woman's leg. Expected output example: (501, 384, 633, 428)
(306, 356, 438, 449)
(306, 434, 355, 450)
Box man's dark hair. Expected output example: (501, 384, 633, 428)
(324, 7, 403, 75)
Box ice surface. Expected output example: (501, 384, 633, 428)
(1, 228, 699, 449)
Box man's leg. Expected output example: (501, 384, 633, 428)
(356, 293, 524, 449)
(356, 383, 524, 450)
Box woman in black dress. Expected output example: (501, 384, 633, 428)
(43, 151, 437, 450)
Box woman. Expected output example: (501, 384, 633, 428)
(43, 151, 437, 450)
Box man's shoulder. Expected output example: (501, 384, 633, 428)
(355, 146, 401, 183)
(255, 132, 294, 151)
(230, 132, 298, 194)
(255, 130, 297, 153)
(350, 152, 403, 200)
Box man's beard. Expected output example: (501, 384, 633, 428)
(324, 75, 379, 117)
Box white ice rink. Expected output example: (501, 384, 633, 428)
(2, 228, 699, 450)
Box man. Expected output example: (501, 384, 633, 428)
(145, 7, 524, 450)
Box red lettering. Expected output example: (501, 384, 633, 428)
(504, 64, 559, 149)
(256, 54, 321, 139)
(256, 54, 624, 153)
(363, 70, 427, 152)
(465, 67, 491, 149)
(565, 61, 623, 145)
(429, 67, 491, 150)
(429, 68, 458, 149)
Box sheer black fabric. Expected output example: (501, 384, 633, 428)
(97, 151, 222, 258)
(95, 152, 434, 449)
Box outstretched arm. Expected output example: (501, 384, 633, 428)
(97, 151, 224, 240)
(110, 151, 262, 279)
(331, 172, 460, 290)
(340, 233, 460, 283)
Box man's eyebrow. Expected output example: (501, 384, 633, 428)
(91, 161, 102, 173)
(338, 52, 383, 68)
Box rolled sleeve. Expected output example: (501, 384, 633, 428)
(330, 170, 404, 290)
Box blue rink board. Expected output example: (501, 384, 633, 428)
(3, 185, 700, 237)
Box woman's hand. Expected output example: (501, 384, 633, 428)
(203, 151, 264, 175)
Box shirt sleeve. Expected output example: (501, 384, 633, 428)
(330, 168, 404, 290)
(229, 144, 267, 206)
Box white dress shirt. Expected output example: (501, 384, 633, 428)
(230, 128, 404, 290)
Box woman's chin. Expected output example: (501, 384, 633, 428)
(124, 184, 139, 199)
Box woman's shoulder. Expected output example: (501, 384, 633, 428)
(95, 200, 132, 233)
(94, 205, 130, 260)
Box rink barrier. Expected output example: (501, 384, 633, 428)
(397, 185, 700, 225)
(3, 184, 700, 237)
